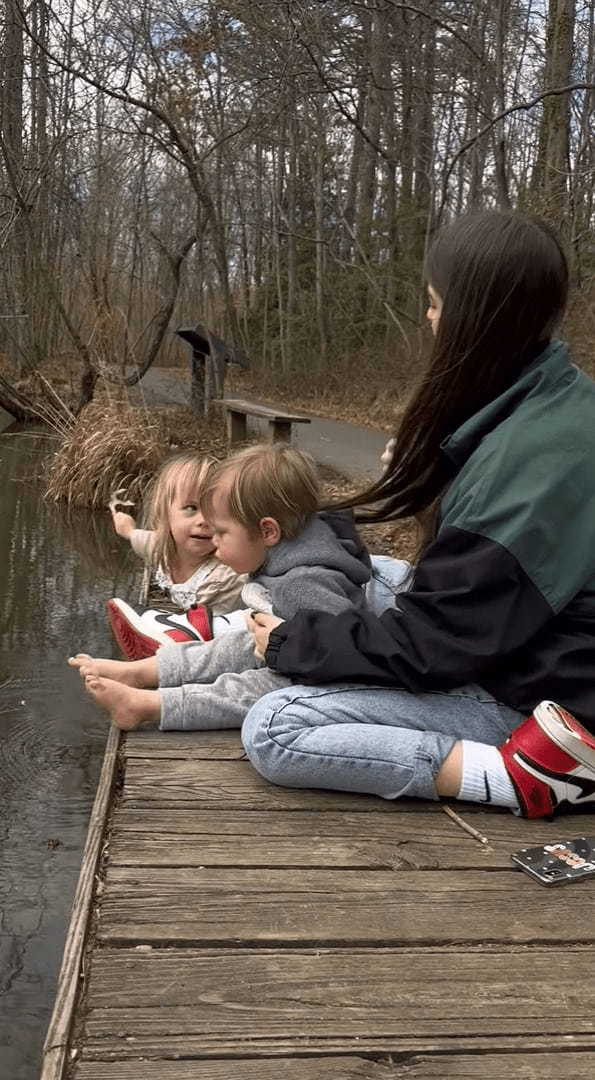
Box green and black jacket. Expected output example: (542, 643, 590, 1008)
(266, 342, 595, 731)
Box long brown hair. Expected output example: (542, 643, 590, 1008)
(342, 211, 568, 526)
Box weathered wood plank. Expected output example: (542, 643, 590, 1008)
(73, 1058, 401, 1080)
(109, 832, 471, 869)
(122, 758, 407, 810)
(80, 947, 595, 1057)
(122, 756, 595, 821)
(124, 730, 245, 760)
(75, 1036, 595, 1063)
(109, 807, 593, 869)
(217, 397, 311, 422)
(97, 866, 595, 944)
(86, 944, 595, 1012)
(71, 1053, 595, 1080)
(383, 1052, 595, 1079)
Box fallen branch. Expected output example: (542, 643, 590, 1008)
(0, 371, 39, 423)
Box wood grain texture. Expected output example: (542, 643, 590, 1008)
(97, 864, 595, 945)
(73, 1058, 402, 1080)
(122, 758, 404, 810)
(124, 730, 245, 760)
(108, 807, 594, 869)
(73, 1051, 595, 1079)
(86, 945, 595, 1020)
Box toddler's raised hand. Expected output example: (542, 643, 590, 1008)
(108, 488, 136, 539)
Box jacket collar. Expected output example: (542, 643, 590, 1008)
(441, 340, 572, 469)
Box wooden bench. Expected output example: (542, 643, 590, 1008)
(216, 397, 311, 445)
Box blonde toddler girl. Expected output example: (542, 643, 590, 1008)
(107, 452, 246, 657)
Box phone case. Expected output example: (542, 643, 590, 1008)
(511, 836, 595, 886)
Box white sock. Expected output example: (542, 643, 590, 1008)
(458, 740, 520, 811)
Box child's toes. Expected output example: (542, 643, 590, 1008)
(84, 674, 103, 698)
(68, 653, 92, 669)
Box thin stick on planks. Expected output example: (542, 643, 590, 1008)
(40, 723, 121, 1080)
(442, 804, 492, 849)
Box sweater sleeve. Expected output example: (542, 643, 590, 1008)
(195, 564, 247, 614)
(265, 525, 553, 687)
(129, 529, 155, 562)
(272, 566, 365, 620)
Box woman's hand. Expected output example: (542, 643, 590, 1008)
(381, 437, 396, 470)
(245, 610, 284, 660)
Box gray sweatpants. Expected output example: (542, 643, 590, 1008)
(157, 628, 290, 730)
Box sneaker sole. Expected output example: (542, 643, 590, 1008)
(534, 701, 595, 771)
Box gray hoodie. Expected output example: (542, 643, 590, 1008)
(243, 512, 371, 621)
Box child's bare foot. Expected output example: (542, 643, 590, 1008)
(68, 654, 158, 688)
(84, 675, 161, 730)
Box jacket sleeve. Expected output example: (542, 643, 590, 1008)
(265, 525, 553, 687)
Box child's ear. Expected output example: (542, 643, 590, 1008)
(259, 516, 281, 546)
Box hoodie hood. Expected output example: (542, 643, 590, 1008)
(259, 515, 370, 586)
(248, 513, 370, 621)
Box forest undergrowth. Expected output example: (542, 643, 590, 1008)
(232, 285, 595, 425)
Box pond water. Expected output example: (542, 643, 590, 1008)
(0, 428, 140, 1079)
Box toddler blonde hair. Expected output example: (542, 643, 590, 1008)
(144, 451, 216, 573)
(202, 443, 320, 540)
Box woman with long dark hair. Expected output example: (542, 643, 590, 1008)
(244, 210, 595, 820)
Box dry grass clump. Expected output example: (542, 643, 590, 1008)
(45, 401, 229, 508)
(45, 402, 168, 507)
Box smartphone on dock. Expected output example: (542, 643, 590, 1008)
(511, 836, 595, 886)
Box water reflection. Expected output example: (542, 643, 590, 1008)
(0, 430, 142, 1079)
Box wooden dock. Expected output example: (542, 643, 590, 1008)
(43, 727, 595, 1079)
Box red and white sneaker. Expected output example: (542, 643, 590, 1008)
(499, 701, 595, 818)
(106, 598, 213, 661)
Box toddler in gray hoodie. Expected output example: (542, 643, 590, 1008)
(70, 443, 371, 731)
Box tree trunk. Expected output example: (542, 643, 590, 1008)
(412, 15, 436, 263)
(532, 0, 576, 227)
(492, 0, 512, 210)
(0, 0, 26, 372)
(313, 97, 328, 360)
(355, 2, 382, 307)
(285, 108, 298, 371)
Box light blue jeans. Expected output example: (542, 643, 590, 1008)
(242, 556, 524, 801)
